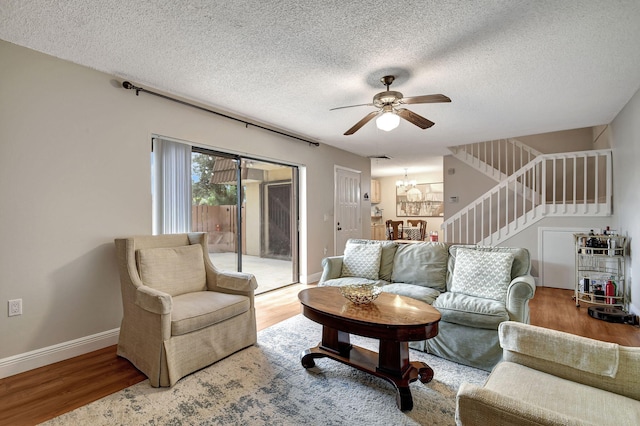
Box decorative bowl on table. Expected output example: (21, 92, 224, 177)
(339, 283, 382, 305)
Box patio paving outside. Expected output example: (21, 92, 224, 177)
(209, 252, 295, 294)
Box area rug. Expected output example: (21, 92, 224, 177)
(42, 315, 489, 425)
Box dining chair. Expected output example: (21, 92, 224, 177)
(418, 220, 428, 240)
(407, 219, 421, 227)
(385, 220, 404, 240)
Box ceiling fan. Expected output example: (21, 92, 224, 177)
(331, 75, 451, 135)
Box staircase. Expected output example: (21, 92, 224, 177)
(449, 138, 543, 182)
(443, 141, 612, 246)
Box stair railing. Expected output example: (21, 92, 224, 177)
(449, 138, 543, 181)
(443, 149, 612, 245)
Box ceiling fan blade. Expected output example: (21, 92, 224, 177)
(344, 111, 379, 135)
(399, 94, 451, 105)
(330, 103, 374, 111)
(396, 108, 435, 129)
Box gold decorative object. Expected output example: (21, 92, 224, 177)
(340, 283, 382, 304)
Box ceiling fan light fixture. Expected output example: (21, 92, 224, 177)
(333, 75, 449, 135)
(376, 110, 400, 131)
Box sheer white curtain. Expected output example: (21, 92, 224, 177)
(152, 137, 192, 234)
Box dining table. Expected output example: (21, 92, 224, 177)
(403, 226, 423, 240)
(386, 226, 424, 241)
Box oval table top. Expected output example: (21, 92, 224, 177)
(298, 286, 441, 341)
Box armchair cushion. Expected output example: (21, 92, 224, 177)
(450, 248, 514, 302)
(433, 292, 509, 329)
(171, 291, 250, 336)
(340, 242, 382, 280)
(136, 244, 206, 296)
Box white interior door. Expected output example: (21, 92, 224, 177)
(539, 227, 590, 289)
(334, 167, 362, 255)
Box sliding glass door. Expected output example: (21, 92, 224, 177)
(191, 148, 298, 294)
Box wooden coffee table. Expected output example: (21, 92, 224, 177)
(298, 286, 441, 411)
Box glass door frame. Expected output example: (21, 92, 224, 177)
(192, 146, 299, 286)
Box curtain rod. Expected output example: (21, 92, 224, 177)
(121, 81, 320, 147)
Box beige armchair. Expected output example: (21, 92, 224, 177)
(114, 232, 258, 387)
(456, 321, 640, 425)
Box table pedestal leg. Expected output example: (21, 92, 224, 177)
(300, 327, 434, 411)
(301, 325, 351, 367)
(377, 340, 434, 411)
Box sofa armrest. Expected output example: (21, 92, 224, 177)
(505, 274, 536, 322)
(135, 285, 172, 315)
(319, 256, 344, 284)
(456, 382, 590, 426)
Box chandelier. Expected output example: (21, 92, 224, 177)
(396, 168, 416, 189)
(397, 169, 422, 201)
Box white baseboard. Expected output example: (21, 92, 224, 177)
(0, 328, 120, 380)
(302, 271, 322, 284)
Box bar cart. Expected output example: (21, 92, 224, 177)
(574, 233, 626, 308)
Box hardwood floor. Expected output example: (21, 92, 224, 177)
(529, 287, 640, 346)
(1, 285, 638, 426)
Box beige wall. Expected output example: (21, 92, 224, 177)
(610, 86, 640, 315)
(516, 127, 594, 154)
(0, 41, 370, 360)
(592, 125, 613, 150)
(443, 155, 497, 219)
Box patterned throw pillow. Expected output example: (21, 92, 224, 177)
(341, 243, 382, 280)
(450, 248, 514, 302)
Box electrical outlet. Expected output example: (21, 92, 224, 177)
(8, 299, 22, 317)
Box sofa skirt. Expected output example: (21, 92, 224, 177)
(417, 321, 502, 371)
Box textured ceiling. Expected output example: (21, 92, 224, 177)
(1, 1, 639, 177)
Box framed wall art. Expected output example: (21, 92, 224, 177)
(396, 182, 444, 217)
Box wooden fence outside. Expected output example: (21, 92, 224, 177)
(192, 205, 246, 253)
